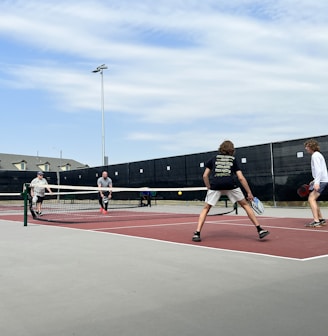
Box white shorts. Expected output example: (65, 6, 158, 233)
(205, 188, 245, 206)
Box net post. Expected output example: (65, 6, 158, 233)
(21, 183, 29, 226)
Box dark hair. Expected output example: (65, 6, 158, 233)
(219, 140, 235, 155)
(304, 139, 320, 152)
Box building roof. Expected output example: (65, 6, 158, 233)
(0, 153, 89, 172)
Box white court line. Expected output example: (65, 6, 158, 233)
(17, 217, 328, 261)
(86, 219, 328, 261)
(24, 213, 328, 234)
(18, 218, 328, 262)
(92, 221, 197, 231)
(302, 254, 328, 261)
(208, 220, 328, 233)
(87, 229, 327, 262)
(92, 218, 328, 233)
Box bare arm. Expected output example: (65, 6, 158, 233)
(109, 182, 112, 198)
(44, 180, 52, 194)
(236, 170, 254, 201)
(203, 168, 211, 189)
(98, 183, 104, 198)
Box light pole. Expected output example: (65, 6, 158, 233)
(92, 64, 108, 166)
(57, 149, 62, 201)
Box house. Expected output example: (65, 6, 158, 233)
(0, 153, 89, 172)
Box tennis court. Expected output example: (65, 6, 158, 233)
(1, 205, 328, 335)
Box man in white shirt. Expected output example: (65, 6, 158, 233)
(304, 139, 328, 227)
(30, 171, 52, 216)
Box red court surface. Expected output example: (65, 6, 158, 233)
(3, 210, 328, 260)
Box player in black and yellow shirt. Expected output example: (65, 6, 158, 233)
(192, 140, 269, 242)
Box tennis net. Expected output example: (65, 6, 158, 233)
(0, 192, 23, 214)
(22, 184, 237, 225)
(24, 184, 237, 225)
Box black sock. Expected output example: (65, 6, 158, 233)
(256, 226, 262, 232)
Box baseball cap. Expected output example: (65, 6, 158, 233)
(37, 171, 44, 175)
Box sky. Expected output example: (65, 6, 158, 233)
(1, 0, 328, 168)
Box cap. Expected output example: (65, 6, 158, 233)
(37, 171, 44, 175)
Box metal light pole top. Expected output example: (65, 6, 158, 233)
(92, 64, 108, 166)
(92, 64, 108, 73)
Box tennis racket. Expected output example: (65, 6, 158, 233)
(102, 194, 111, 209)
(250, 197, 264, 215)
(102, 196, 108, 209)
(297, 184, 310, 198)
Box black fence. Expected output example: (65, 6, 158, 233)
(2, 135, 328, 202)
(0, 170, 57, 194)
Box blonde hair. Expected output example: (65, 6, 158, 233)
(219, 140, 235, 155)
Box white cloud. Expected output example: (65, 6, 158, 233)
(0, 0, 328, 166)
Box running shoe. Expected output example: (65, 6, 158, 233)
(319, 218, 326, 226)
(259, 230, 270, 239)
(192, 231, 201, 242)
(305, 221, 322, 228)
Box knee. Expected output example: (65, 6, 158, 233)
(203, 204, 212, 212)
(238, 199, 248, 208)
(308, 193, 319, 203)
